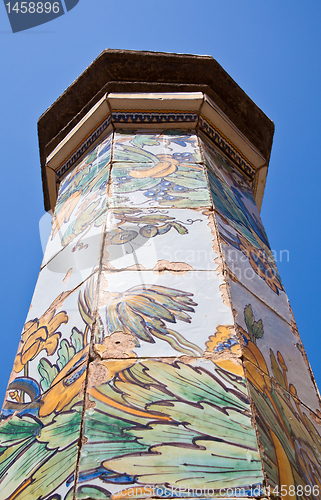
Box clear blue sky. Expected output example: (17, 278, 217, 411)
(0, 0, 320, 405)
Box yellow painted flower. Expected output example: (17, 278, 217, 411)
(206, 325, 241, 355)
(14, 308, 68, 373)
(205, 326, 243, 376)
(39, 346, 89, 417)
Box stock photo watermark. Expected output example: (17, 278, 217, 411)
(3, 0, 79, 32)
(39, 212, 290, 286)
(113, 484, 320, 498)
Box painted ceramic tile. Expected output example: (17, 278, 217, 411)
(41, 215, 105, 290)
(114, 130, 202, 164)
(26, 248, 99, 327)
(0, 360, 86, 500)
(3, 275, 96, 411)
(199, 135, 255, 201)
(93, 270, 234, 358)
(57, 131, 112, 198)
(216, 213, 291, 323)
(44, 159, 110, 267)
(247, 370, 321, 496)
(110, 161, 211, 209)
(76, 357, 264, 499)
(43, 203, 108, 269)
(201, 138, 270, 255)
(228, 279, 320, 414)
(103, 208, 218, 271)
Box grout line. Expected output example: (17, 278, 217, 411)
(226, 268, 295, 327)
(71, 135, 114, 500)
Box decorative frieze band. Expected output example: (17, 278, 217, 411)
(199, 115, 256, 179)
(112, 110, 198, 125)
(56, 114, 111, 179)
(46, 93, 267, 210)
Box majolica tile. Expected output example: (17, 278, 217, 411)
(206, 164, 269, 252)
(93, 270, 233, 358)
(200, 137, 270, 256)
(42, 213, 106, 284)
(26, 252, 99, 326)
(57, 131, 112, 200)
(103, 208, 218, 271)
(247, 375, 321, 495)
(228, 278, 320, 414)
(4, 276, 96, 406)
(110, 161, 211, 209)
(0, 360, 86, 500)
(76, 357, 264, 499)
(113, 130, 202, 164)
(216, 213, 291, 324)
(45, 159, 110, 268)
(200, 135, 255, 201)
(42, 202, 107, 269)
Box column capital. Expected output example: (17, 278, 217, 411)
(38, 49, 274, 213)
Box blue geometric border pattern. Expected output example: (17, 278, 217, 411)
(199, 115, 256, 179)
(112, 110, 198, 124)
(56, 114, 111, 179)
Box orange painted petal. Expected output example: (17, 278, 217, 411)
(21, 340, 41, 366)
(43, 333, 61, 356)
(47, 311, 68, 335)
(89, 386, 171, 421)
(13, 355, 24, 373)
(244, 342, 269, 375)
(270, 429, 295, 499)
(153, 163, 177, 177)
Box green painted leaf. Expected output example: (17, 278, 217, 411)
(57, 340, 76, 371)
(39, 358, 59, 392)
(75, 485, 111, 499)
(0, 440, 51, 499)
(104, 440, 263, 488)
(244, 305, 263, 343)
(252, 319, 264, 340)
(114, 176, 159, 193)
(22, 442, 78, 499)
(114, 145, 158, 163)
(37, 406, 82, 450)
(0, 438, 34, 478)
(71, 327, 84, 353)
(171, 222, 188, 234)
(0, 415, 42, 446)
(131, 135, 160, 148)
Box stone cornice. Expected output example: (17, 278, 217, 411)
(38, 50, 274, 212)
(45, 92, 268, 213)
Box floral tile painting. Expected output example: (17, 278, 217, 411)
(94, 270, 234, 359)
(0, 360, 86, 500)
(229, 278, 320, 414)
(246, 360, 321, 495)
(3, 275, 97, 416)
(57, 132, 112, 199)
(113, 130, 202, 164)
(110, 161, 211, 209)
(103, 208, 218, 271)
(216, 212, 291, 323)
(44, 138, 111, 267)
(76, 357, 264, 499)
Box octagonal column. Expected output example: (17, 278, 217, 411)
(1, 51, 320, 500)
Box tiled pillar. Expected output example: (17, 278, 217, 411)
(1, 52, 320, 500)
